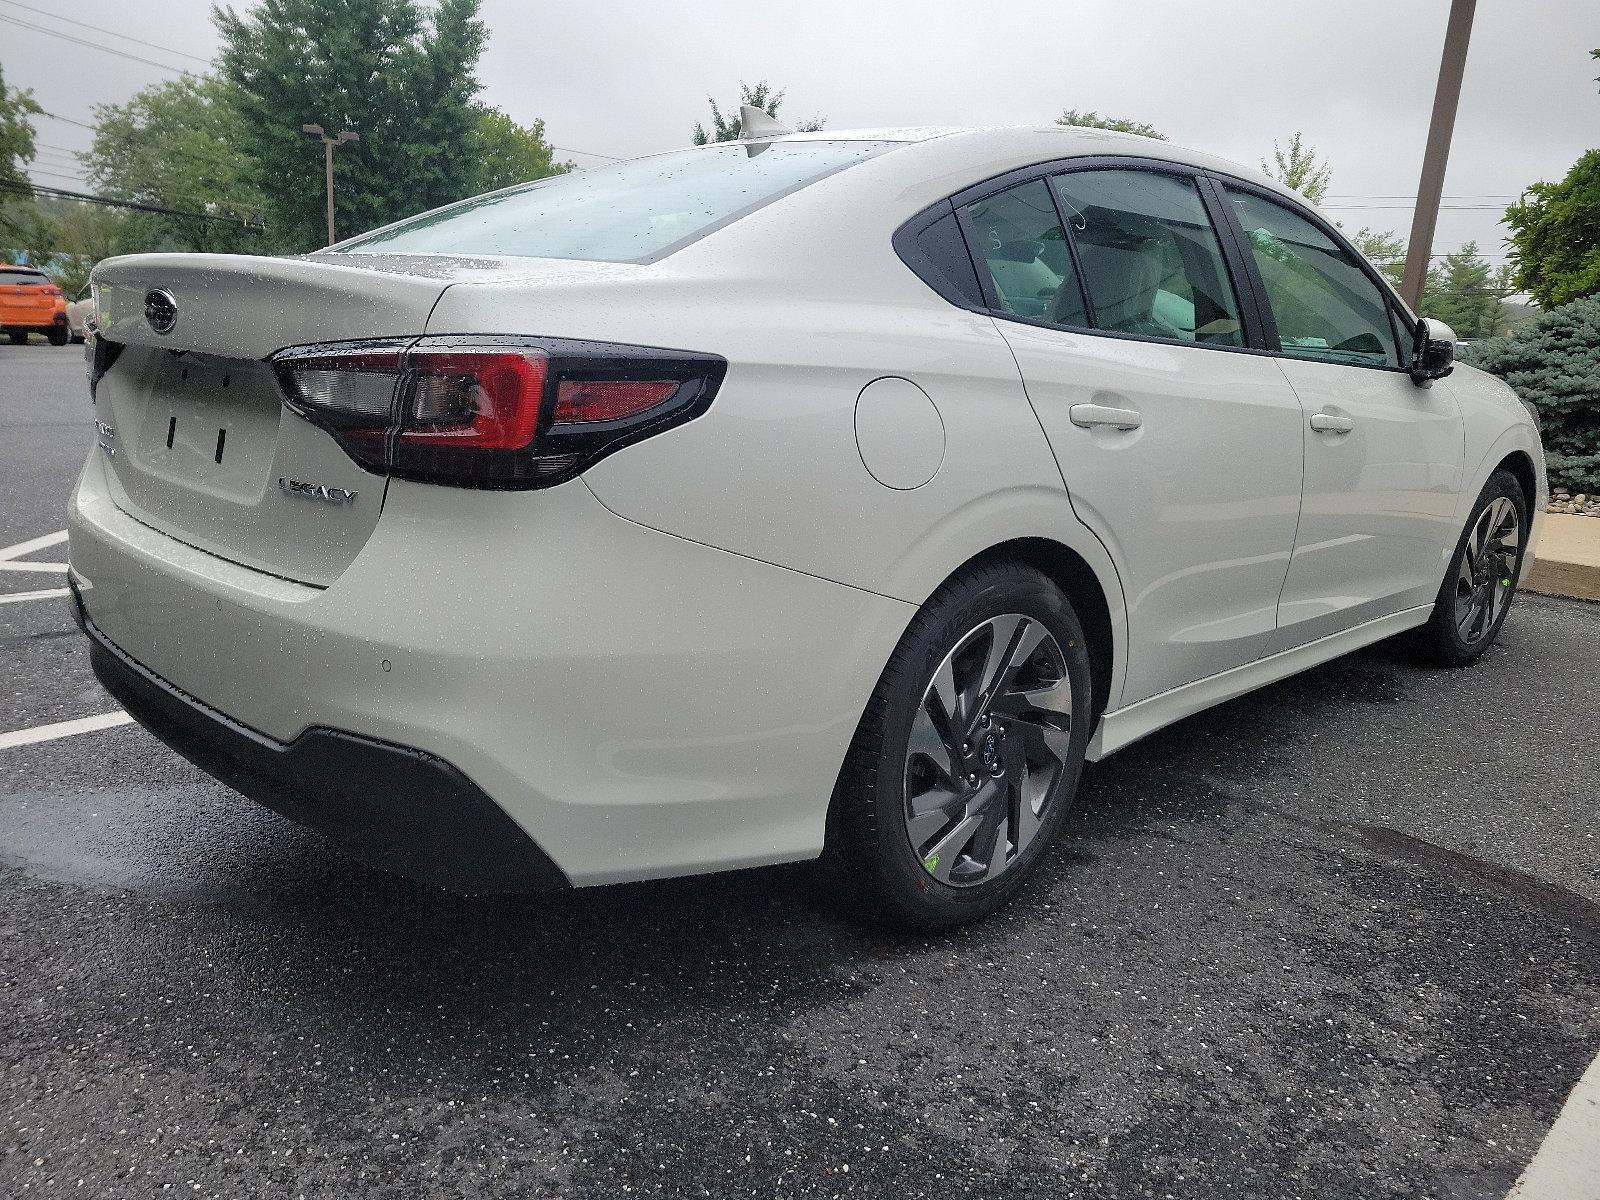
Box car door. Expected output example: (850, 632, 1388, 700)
(956, 165, 1305, 706)
(1216, 183, 1465, 651)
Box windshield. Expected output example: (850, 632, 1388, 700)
(335, 140, 895, 264)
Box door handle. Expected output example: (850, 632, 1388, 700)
(1309, 412, 1355, 434)
(1070, 403, 1142, 430)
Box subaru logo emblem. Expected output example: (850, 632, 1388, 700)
(144, 288, 178, 335)
(979, 732, 1000, 769)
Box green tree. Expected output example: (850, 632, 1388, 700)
(1465, 296, 1600, 491)
(1055, 109, 1164, 139)
(469, 107, 569, 193)
(0, 63, 40, 190)
(691, 81, 823, 144)
(214, 0, 487, 251)
(1418, 242, 1509, 339)
(1262, 132, 1331, 205)
(1349, 226, 1406, 286)
(1, 63, 43, 245)
(85, 75, 270, 254)
(1504, 149, 1600, 309)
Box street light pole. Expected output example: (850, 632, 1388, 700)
(300, 123, 360, 247)
(1400, 0, 1477, 310)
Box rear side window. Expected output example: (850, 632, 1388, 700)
(337, 140, 893, 264)
(1053, 170, 1244, 347)
(1224, 188, 1403, 368)
(959, 179, 1087, 327)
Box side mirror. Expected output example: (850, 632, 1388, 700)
(1410, 317, 1455, 383)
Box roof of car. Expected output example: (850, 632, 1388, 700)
(779, 124, 1301, 205)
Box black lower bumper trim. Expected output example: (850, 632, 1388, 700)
(74, 584, 569, 895)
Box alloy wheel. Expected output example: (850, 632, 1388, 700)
(1454, 495, 1521, 645)
(902, 614, 1075, 887)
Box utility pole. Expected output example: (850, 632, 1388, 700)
(301, 123, 360, 246)
(1400, 0, 1476, 310)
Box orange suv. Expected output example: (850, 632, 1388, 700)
(1, 265, 70, 345)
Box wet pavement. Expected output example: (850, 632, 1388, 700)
(3, 343, 1598, 1198)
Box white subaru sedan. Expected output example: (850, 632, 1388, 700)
(69, 121, 1544, 928)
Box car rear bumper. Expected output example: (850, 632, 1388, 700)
(74, 580, 569, 893)
(1, 313, 67, 331)
(67, 447, 913, 888)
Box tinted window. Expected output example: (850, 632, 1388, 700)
(1, 269, 48, 286)
(1225, 188, 1402, 368)
(1053, 170, 1244, 347)
(960, 179, 1087, 327)
(337, 141, 893, 263)
(903, 209, 984, 308)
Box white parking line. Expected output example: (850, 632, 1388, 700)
(0, 530, 68, 561)
(0, 711, 135, 751)
(0, 561, 69, 574)
(1508, 1050, 1600, 1199)
(0, 588, 70, 606)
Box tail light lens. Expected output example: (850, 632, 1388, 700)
(272, 335, 725, 489)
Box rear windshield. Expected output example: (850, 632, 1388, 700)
(336, 140, 894, 263)
(1, 269, 49, 286)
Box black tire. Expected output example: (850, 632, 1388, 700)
(1412, 468, 1529, 667)
(7, 331, 26, 345)
(826, 561, 1093, 930)
(47, 326, 68, 347)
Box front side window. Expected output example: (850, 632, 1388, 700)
(1053, 169, 1244, 347)
(959, 179, 1087, 328)
(336, 140, 893, 264)
(1225, 188, 1402, 368)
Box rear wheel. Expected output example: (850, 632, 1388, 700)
(7, 331, 26, 345)
(1413, 469, 1528, 666)
(828, 562, 1092, 930)
(47, 325, 68, 347)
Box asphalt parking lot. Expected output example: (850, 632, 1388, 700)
(2, 341, 1598, 1199)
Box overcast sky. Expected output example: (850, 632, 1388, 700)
(6, 0, 1596, 269)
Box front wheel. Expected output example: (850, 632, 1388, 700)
(828, 562, 1092, 930)
(1412, 469, 1529, 666)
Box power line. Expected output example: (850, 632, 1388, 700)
(1322, 202, 1506, 211)
(1325, 193, 1518, 200)
(37, 110, 96, 132)
(25, 169, 95, 186)
(0, 0, 212, 64)
(0, 13, 190, 75)
(0, 179, 263, 230)
(551, 145, 623, 162)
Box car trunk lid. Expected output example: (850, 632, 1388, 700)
(88, 252, 519, 587)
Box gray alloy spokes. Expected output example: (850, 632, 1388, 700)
(1455, 496, 1521, 644)
(902, 614, 1075, 887)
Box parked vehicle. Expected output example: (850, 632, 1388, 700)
(66, 285, 95, 343)
(68, 120, 1545, 928)
(1, 265, 69, 345)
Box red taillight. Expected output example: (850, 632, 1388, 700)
(554, 379, 679, 425)
(43, 285, 63, 298)
(271, 336, 725, 489)
(400, 350, 547, 448)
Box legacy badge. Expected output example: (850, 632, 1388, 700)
(278, 477, 357, 506)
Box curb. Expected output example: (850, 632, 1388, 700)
(1524, 513, 1600, 603)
